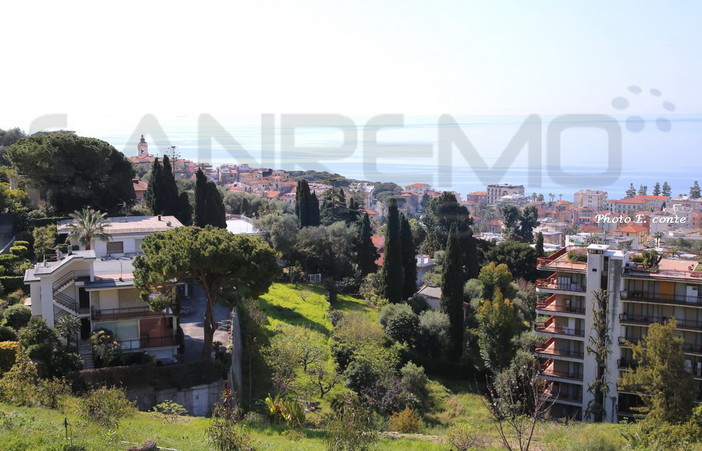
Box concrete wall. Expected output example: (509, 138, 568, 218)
(228, 308, 244, 401)
(127, 379, 225, 416)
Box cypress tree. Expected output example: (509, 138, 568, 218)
(442, 224, 466, 359)
(357, 213, 378, 276)
(662, 181, 672, 197)
(348, 197, 360, 223)
(205, 182, 227, 228)
(400, 214, 417, 299)
(176, 192, 193, 226)
(195, 169, 208, 227)
(535, 232, 545, 258)
(145, 158, 163, 215)
(161, 155, 180, 216)
(310, 192, 320, 226)
(460, 221, 479, 280)
(295, 179, 312, 227)
(380, 198, 403, 303)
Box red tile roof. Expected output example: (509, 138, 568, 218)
(610, 198, 648, 204)
(613, 224, 648, 234)
(371, 234, 384, 249)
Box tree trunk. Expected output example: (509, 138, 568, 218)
(200, 280, 218, 360)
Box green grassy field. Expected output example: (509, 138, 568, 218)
(0, 283, 641, 450)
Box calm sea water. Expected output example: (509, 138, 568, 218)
(77, 113, 702, 199)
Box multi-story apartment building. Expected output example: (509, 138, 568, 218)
(486, 184, 524, 205)
(24, 216, 184, 366)
(535, 244, 702, 423)
(573, 190, 608, 211)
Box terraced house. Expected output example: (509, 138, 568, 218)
(24, 216, 183, 367)
(535, 244, 702, 422)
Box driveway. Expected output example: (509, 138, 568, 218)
(179, 285, 232, 363)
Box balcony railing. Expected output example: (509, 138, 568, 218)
(619, 313, 702, 330)
(536, 294, 586, 314)
(536, 278, 586, 292)
(119, 334, 178, 350)
(542, 390, 583, 403)
(620, 290, 702, 307)
(92, 306, 173, 321)
(535, 345, 584, 359)
(619, 336, 702, 355)
(536, 322, 585, 337)
(539, 358, 583, 381)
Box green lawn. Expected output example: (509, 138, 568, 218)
(0, 403, 449, 451)
(0, 283, 642, 450)
(256, 283, 375, 335)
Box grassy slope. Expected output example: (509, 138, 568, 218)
(0, 283, 634, 450)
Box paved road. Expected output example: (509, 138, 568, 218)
(179, 285, 232, 362)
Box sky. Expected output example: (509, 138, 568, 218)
(1, 1, 700, 195)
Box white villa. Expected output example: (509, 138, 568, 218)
(24, 215, 183, 365)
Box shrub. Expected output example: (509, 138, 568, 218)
(90, 329, 120, 366)
(5, 289, 26, 306)
(400, 362, 429, 407)
(36, 377, 72, 409)
(4, 304, 31, 330)
(9, 246, 28, 258)
(444, 423, 484, 451)
(206, 392, 254, 451)
(152, 400, 188, 423)
(388, 407, 421, 433)
(567, 249, 587, 263)
(79, 387, 135, 428)
(12, 240, 30, 249)
(406, 295, 430, 315)
(0, 341, 21, 374)
(0, 277, 24, 294)
(0, 354, 37, 406)
(0, 326, 18, 342)
(379, 303, 419, 345)
(263, 394, 305, 427)
(324, 394, 379, 451)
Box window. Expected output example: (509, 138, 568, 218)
(106, 241, 124, 255)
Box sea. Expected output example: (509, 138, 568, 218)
(45, 113, 702, 199)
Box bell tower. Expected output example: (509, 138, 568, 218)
(138, 135, 149, 157)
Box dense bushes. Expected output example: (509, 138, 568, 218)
(78, 387, 136, 428)
(3, 304, 31, 330)
(0, 341, 21, 373)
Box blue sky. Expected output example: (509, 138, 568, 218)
(0, 1, 700, 196)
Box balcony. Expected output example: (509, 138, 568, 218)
(119, 334, 178, 350)
(536, 318, 585, 338)
(536, 247, 587, 273)
(620, 290, 702, 308)
(536, 294, 586, 315)
(542, 388, 583, 404)
(536, 275, 586, 293)
(619, 336, 702, 356)
(540, 359, 583, 381)
(619, 313, 702, 331)
(535, 343, 584, 359)
(92, 306, 173, 321)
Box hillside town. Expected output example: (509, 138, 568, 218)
(1, 128, 702, 450)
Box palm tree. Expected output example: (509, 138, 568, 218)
(66, 208, 112, 250)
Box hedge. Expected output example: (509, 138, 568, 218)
(0, 276, 24, 293)
(68, 359, 227, 392)
(0, 341, 21, 374)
